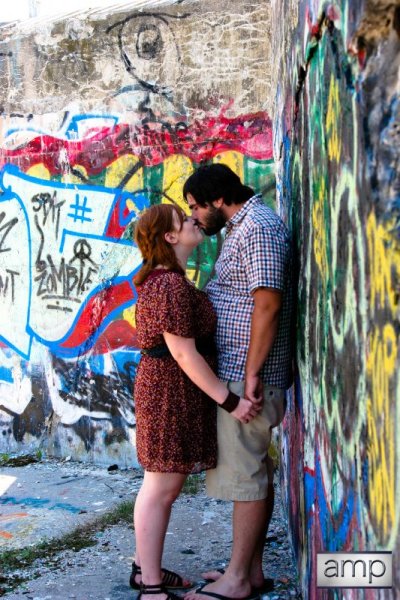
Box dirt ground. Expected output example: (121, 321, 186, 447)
(0, 460, 301, 599)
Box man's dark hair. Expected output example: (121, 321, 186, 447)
(183, 163, 254, 207)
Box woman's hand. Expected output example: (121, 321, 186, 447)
(231, 397, 261, 423)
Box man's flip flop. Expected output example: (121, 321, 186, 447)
(204, 569, 274, 594)
(193, 584, 260, 600)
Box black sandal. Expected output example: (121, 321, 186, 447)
(138, 583, 182, 599)
(130, 561, 191, 590)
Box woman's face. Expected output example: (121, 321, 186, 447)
(172, 209, 203, 249)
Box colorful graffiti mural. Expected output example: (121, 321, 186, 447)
(272, 0, 400, 597)
(0, 2, 275, 465)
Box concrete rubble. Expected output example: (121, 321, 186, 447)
(0, 458, 301, 599)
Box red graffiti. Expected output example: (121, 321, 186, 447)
(0, 112, 273, 175)
(59, 280, 136, 351)
(90, 319, 138, 355)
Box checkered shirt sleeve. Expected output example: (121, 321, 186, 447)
(242, 225, 287, 293)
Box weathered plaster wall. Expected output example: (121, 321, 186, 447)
(272, 0, 400, 597)
(0, 0, 275, 465)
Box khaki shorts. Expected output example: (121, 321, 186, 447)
(206, 381, 286, 501)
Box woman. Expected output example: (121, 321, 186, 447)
(131, 204, 258, 600)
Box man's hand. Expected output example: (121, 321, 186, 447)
(245, 374, 264, 406)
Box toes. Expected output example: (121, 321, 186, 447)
(184, 590, 201, 600)
(201, 569, 223, 582)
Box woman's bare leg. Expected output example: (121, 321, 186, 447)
(133, 471, 187, 598)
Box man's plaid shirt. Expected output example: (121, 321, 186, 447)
(206, 194, 293, 389)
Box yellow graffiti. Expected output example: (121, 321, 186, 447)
(367, 212, 400, 315)
(123, 304, 136, 329)
(366, 323, 397, 536)
(366, 210, 400, 542)
(312, 177, 328, 282)
(61, 164, 88, 185)
(162, 155, 193, 213)
(186, 267, 201, 287)
(26, 164, 50, 179)
(213, 151, 244, 180)
(326, 74, 341, 163)
(105, 154, 143, 193)
(104, 155, 146, 218)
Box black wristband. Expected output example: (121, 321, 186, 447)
(220, 390, 240, 413)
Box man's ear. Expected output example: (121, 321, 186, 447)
(212, 197, 224, 208)
(164, 231, 178, 244)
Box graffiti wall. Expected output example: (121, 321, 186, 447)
(271, 0, 400, 597)
(0, 0, 275, 465)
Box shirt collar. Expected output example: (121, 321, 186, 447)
(225, 194, 263, 235)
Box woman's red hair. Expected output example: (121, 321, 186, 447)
(133, 204, 185, 286)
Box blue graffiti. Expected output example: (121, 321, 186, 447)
(0, 164, 147, 360)
(0, 365, 14, 383)
(4, 113, 120, 142)
(64, 113, 119, 139)
(67, 194, 93, 223)
(0, 496, 81, 513)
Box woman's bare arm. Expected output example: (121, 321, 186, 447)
(163, 332, 260, 423)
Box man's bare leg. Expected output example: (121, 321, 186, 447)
(202, 456, 276, 589)
(185, 499, 268, 600)
(249, 482, 274, 586)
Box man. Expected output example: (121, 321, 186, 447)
(182, 164, 293, 600)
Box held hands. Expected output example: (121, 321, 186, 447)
(231, 396, 261, 423)
(219, 387, 262, 424)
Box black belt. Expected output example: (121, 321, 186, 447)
(141, 337, 215, 358)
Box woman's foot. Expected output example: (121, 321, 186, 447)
(138, 583, 182, 600)
(130, 562, 192, 590)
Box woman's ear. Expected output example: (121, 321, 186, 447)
(164, 231, 178, 244)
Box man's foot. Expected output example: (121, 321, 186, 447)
(202, 568, 225, 583)
(201, 568, 272, 593)
(184, 573, 254, 600)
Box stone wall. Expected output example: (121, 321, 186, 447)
(0, 0, 275, 465)
(271, 0, 400, 596)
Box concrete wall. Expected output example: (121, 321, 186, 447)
(271, 0, 400, 597)
(0, 0, 275, 465)
(3, 0, 399, 593)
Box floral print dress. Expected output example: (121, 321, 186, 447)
(134, 269, 217, 473)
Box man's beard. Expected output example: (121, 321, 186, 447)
(202, 206, 227, 236)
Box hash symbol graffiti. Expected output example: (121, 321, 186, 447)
(67, 194, 93, 223)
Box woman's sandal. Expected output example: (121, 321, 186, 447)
(130, 561, 191, 590)
(138, 583, 182, 599)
